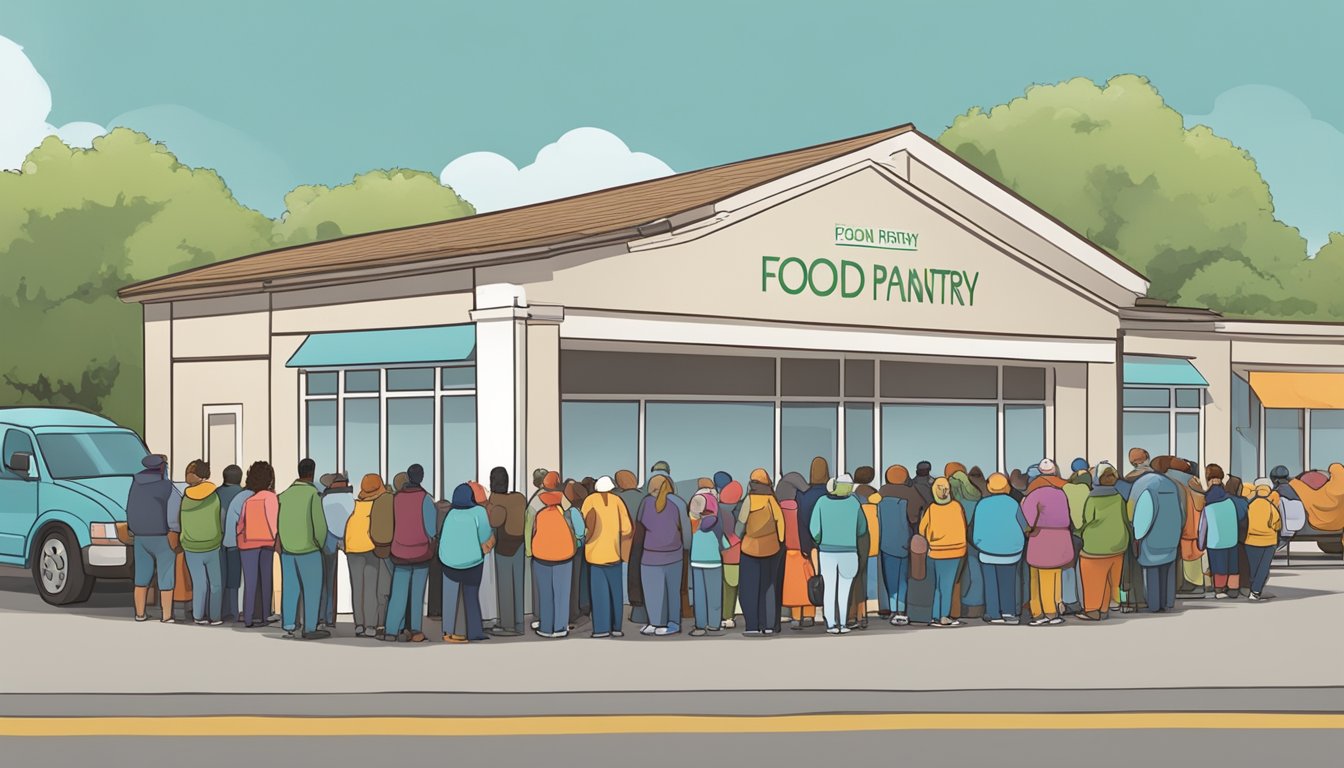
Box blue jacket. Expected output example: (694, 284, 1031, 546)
(876, 496, 910, 557)
(1199, 486, 1243, 551)
(1131, 471, 1182, 567)
(809, 494, 868, 553)
(126, 468, 181, 536)
(796, 484, 827, 556)
(972, 494, 1029, 564)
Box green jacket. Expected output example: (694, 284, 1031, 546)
(179, 483, 223, 553)
(277, 481, 328, 555)
(1063, 476, 1092, 531)
(1078, 487, 1129, 556)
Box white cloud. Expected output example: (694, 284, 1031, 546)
(440, 127, 674, 212)
(0, 35, 106, 169)
(1187, 85, 1344, 253)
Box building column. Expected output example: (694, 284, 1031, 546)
(142, 303, 173, 461)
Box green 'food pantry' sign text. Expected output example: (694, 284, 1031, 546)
(760, 255, 979, 306)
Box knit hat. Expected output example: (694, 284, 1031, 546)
(594, 475, 616, 493)
(944, 462, 966, 478)
(986, 473, 1011, 495)
(1096, 462, 1118, 485)
(719, 480, 745, 505)
(358, 473, 385, 500)
(1070, 458, 1088, 473)
(141, 454, 166, 470)
(650, 460, 671, 474)
(542, 471, 562, 491)
(749, 468, 772, 486)
(713, 471, 732, 491)
(826, 473, 855, 496)
(1037, 458, 1058, 476)
(1270, 465, 1290, 482)
(885, 465, 909, 484)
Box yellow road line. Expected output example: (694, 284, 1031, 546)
(1, 713, 1344, 736)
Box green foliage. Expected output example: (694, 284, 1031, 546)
(938, 75, 1336, 319)
(0, 129, 475, 431)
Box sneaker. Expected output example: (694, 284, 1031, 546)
(611, 630, 625, 638)
(946, 619, 962, 627)
(194, 619, 210, 626)
(802, 618, 816, 628)
(1226, 591, 1239, 600)
(284, 629, 298, 639)
(988, 617, 1007, 625)
(763, 628, 775, 635)
(839, 626, 852, 634)
(379, 633, 398, 642)
(743, 630, 763, 637)
(444, 635, 469, 644)
(302, 629, 331, 640)
(1048, 616, 1065, 625)
(707, 626, 722, 632)
(826, 627, 841, 635)
(134, 614, 148, 622)
(654, 626, 678, 636)
(790, 620, 803, 631)
(1215, 592, 1229, 600)
(689, 629, 707, 637)
(929, 621, 946, 628)
(531, 620, 541, 630)
(892, 614, 909, 626)
(1028, 617, 1051, 626)
(354, 625, 365, 636)
(722, 618, 736, 629)
(592, 632, 611, 639)
(408, 632, 426, 643)
(640, 625, 657, 636)
(209, 619, 224, 626)
(1075, 612, 1099, 622)
(1003, 615, 1021, 625)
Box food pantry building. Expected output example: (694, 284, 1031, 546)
(120, 125, 1344, 503)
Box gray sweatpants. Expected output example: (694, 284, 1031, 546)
(346, 552, 391, 630)
(495, 549, 526, 632)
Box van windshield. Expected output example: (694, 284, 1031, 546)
(35, 432, 149, 479)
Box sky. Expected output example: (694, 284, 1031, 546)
(2, 0, 1342, 250)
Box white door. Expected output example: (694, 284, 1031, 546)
(202, 405, 243, 469)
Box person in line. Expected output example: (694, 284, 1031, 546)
(775, 473, 814, 630)
(972, 472, 1028, 625)
(1022, 460, 1073, 626)
(947, 465, 984, 620)
(487, 467, 529, 637)
(236, 461, 278, 627)
(582, 475, 633, 638)
(615, 470, 649, 629)
(126, 454, 181, 623)
(277, 459, 329, 640)
(1245, 479, 1283, 600)
(1269, 465, 1307, 544)
(216, 465, 245, 623)
(636, 474, 685, 636)
(1076, 463, 1127, 621)
(532, 471, 582, 638)
(716, 475, 745, 629)
(525, 469, 572, 633)
(912, 461, 936, 507)
(1128, 452, 1184, 613)
(319, 472, 355, 628)
(810, 473, 867, 635)
(439, 482, 495, 643)
(179, 459, 224, 625)
(1061, 458, 1094, 615)
(344, 474, 385, 637)
(919, 477, 966, 627)
(877, 465, 925, 626)
(1154, 456, 1206, 596)
(737, 468, 785, 636)
(369, 473, 400, 637)
(383, 464, 436, 643)
(688, 482, 727, 636)
(1226, 476, 1252, 597)
(1199, 465, 1243, 600)
(564, 480, 593, 630)
(848, 466, 879, 629)
(1115, 448, 1151, 613)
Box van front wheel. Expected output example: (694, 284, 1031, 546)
(32, 527, 95, 606)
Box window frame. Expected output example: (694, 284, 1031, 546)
(1122, 385, 1204, 464)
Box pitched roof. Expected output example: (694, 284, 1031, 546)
(120, 124, 917, 301)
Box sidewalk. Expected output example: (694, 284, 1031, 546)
(2, 565, 1341, 695)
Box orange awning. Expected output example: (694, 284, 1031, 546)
(1249, 371, 1344, 409)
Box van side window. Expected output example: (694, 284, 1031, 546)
(1, 429, 35, 477)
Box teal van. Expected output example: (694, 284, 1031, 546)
(0, 407, 149, 605)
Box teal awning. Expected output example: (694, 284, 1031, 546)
(286, 324, 475, 369)
(1123, 355, 1208, 387)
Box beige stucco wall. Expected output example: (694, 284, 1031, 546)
(1086, 362, 1119, 464)
(270, 336, 303, 476)
(525, 322, 561, 478)
(1232, 338, 1344, 368)
(490, 168, 1123, 341)
(1054, 363, 1089, 464)
(143, 304, 173, 454)
(272, 272, 473, 334)
(169, 360, 269, 480)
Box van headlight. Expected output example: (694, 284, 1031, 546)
(90, 523, 121, 545)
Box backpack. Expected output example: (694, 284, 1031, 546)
(533, 504, 579, 561)
(241, 494, 274, 544)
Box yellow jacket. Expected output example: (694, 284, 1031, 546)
(344, 499, 376, 554)
(741, 494, 785, 558)
(581, 492, 632, 566)
(919, 500, 967, 560)
(1246, 491, 1282, 547)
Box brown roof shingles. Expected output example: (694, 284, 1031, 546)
(119, 125, 916, 300)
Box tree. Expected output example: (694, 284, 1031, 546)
(0, 130, 476, 431)
(938, 75, 1326, 319)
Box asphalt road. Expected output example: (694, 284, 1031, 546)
(1, 730, 1338, 767)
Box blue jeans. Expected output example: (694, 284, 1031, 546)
(442, 563, 484, 640)
(385, 562, 429, 636)
(961, 546, 984, 608)
(1246, 544, 1275, 593)
(239, 546, 273, 624)
(983, 561, 1020, 619)
(1143, 562, 1176, 612)
(589, 562, 623, 635)
(533, 558, 572, 635)
(930, 558, 961, 621)
(184, 549, 223, 622)
(819, 551, 858, 629)
(280, 551, 324, 632)
(318, 549, 339, 625)
(641, 560, 683, 630)
(691, 566, 723, 630)
(221, 546, 242, 620)
(133, 535, 176, 590)
(880, 553, 909, 613)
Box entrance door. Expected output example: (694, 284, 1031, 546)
(203, 406, 242, 469)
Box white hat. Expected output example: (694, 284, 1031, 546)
(594, 475, 616, 493)
(1037, 458, 1058, 476)
(826, 473, 855, 495)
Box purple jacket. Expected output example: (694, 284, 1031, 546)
(1021, 482, 1075, 568)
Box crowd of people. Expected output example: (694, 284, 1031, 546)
(121, 445, 1292, 642)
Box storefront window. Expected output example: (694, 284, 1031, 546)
(1264, 408, 1304, 476)
(645, 402, 774, 488)
(1004, 404, 1045, 474)
(1176, 413, 1199, 466)
(1231, 375, 1260, 480)
(882, 404, 996, 475)
(1122, 386, 1201, 462)
(780, 403, 837, 477)
(440, 396, 477, 492)
(305, 400, 337, 476)
(1123, 411, 1169, 464)
(561, 401, 639, 480)
(343, 398, 380, 482)
(1310, 410, 1344, 469)
(844, 404, 875, 473)
(388, 397, 435, 496)
(345, 370, 380, 393)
